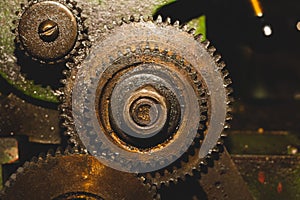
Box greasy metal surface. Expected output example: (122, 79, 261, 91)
(0, 93, 61, 144)
(232, 155, 300, 200)
(158, 148, 253, 200)
(110, 82, 180, 148)
(200, 149, 253, 200)
(18, 1, 78, 61)
(1, 153, 155, 200)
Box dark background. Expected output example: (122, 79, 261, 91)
(155, 0, 300, 132)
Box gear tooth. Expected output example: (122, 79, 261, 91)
(181, 24, 188, 31)
(188, 28, 196, 35)
(46, 149, 55, 157)
(224, 78, 232, 87)
(81, 14, 88, 22)
(195, 34, 204, 42)
(218, 61, 226, 70)
(222, 69, 230, 78)
(202, 40, 210, 48)
(23, 161, 30, 168)
(227, 96, 234, 104)
(11, 28, 16, 34)
(139, 15, 145, 22)
(224, 122, 231, 129)
(156, 15, 163, 23)
(226, 86, 233, 96)
(38, 152, 46, 160)
(165, 17, 171, 25)
(212, 146, 219, 153)
(220, 133, 227, 138)
(173, 20, 180, 27)
(64, 145, 74, 155)
(129, 15, 135, 22)
(208, 46, 216, 55)
(20, 3, 25, 9)
(121, 17, 129, 24)
(217, 140, 224, 147)
(214, 54, 222, 62)
(225, 113, 233, 121)
(147, 15, 153, 22)
(30, 156, 38, 163)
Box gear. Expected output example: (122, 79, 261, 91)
(15, 0, 87, 64)
(61, 16, 232, 187)
(1, 148, 158, 200)
(0, 0, 89, 103)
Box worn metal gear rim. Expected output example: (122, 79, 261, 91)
(1, 149, 158, 200)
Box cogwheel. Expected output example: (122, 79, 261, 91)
(1, 147, 158, 200)
(61, 15, 232, 187)
(0, 0, 89, 103)
(14, 0, 88, 64)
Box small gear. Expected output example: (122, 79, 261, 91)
(1, 148, 158, 200)
(0, 0, 89, 103)
(15, 0, 88, 64)
(61, 15, 232, 187)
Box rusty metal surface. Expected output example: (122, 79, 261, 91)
(17, 0, 78, 62)
(1, 152, 157, 200)
(0, 93, 61, 144)
(200, 149, 254, 200)
(158, 148, 254, 200)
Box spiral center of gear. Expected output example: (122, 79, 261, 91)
(123, 85, 168, 139)
(96, 62, 183, 150)
(130, 98, 159, 126)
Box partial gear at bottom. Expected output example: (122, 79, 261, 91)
(1, 149, 157, 200)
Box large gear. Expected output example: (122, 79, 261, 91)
(1, 148, 158, 200)
(61, 16, 232, 187)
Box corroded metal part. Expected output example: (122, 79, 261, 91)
(62, 16, 232, 185)
(0, 93, 61, 144)
(18, 1, 78, 62)
(1, 150, 157, 200)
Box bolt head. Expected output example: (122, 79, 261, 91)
(38, 19, 59, 42)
